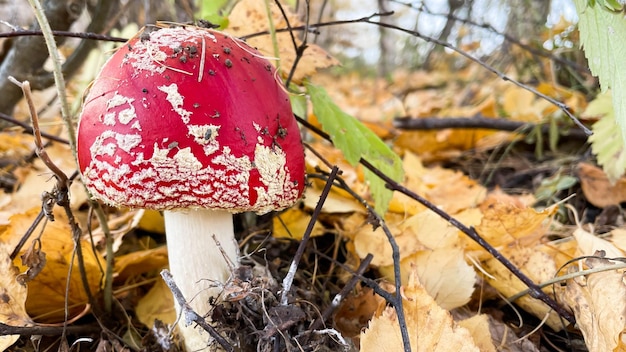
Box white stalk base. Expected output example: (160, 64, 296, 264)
(164, 209, 239, 351)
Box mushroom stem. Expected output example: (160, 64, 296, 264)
(164, 209, 239, 350)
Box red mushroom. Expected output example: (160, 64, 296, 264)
(77, 25, 305, 349)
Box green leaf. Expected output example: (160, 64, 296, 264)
(574, 0, 626, 144)
(197, 0, 229, 28)
(305, 81, 404, 215)
(586, 91, 626, 183)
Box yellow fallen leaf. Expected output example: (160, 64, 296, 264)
(469, 201, 555, 258)
(401, 208, 482, 250)
(380, 247, 476, 310)
(561, 254, 626, 351)
(302, 187, 364, 214)
(0, 142, 88, 222)
(114, 246, 169, 284)
(0, 243, 32, 351)
(390, 152, 486, 215)
(481, 246, 563, 330)
(352, 213, 423, 267)
(457, 314, 497, 352)
(1, 207, 104, 322)
(136, 278, 176, 327)
(272, 207, 325, 239)
(136, 209, 166, 234)
(226, 0, 339, 82)
(360, 268, 480, 352)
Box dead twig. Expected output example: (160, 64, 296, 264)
(160, 269, 234, 352)
(393, 115, 589, 141)
(296, 114, 576, 326)
(280, 166, 340, 305)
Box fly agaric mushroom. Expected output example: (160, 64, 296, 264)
(76, 25, 305, 349)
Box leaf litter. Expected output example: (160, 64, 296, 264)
(1, 1, 626, 352)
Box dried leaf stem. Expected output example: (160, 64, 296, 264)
(26, 0, 115, 314)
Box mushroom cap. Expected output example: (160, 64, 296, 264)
(77, 26, 305, 214)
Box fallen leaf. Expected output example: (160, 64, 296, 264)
(1, 207, 104, 322)
(380, 247, 476, 310)
(561, 254, 626, 351)
(272, 207, 325, 239)
(481, 246, 564, 330)
(389, 152, 486, 215)
(136, 278, 176, 327)
(114, 246, 169, 284)
(573, 225, 625, 258)
(334, 288, 383, 346)
(468, 201, 555, 258)
(226, 0, 339, 82)
(577, 162, 626, 207)
(352, 213, 420, 267)
(302, 187, 364, 214)
(360, 267, 480, 352)
(0, 243, 32, 351)
(457, 314, 497, 352)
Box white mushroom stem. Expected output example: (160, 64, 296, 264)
(164, 209, 239, 351)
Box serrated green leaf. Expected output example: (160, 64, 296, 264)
(585, 91, 626, 183)
(305, 82, 403, 215)
(575, 0, 626, 145)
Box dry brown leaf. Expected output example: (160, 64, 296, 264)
(609, 228, 626, 254)
(360, 268, 480, 352)
(135, 278, 176, 327)
(1, 207, 104, 322)
(577, 162, 626, 208)
(334, 288, 383, 346)
(226, 0, 339, 82)
(136, 209, 166, 234)
(272, 207, 325, 239)
(0, 242, 32, 350)
(561, 255, 626, 351)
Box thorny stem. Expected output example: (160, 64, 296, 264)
(26, 0, 115, 314)
(280, 166, 339, 305)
